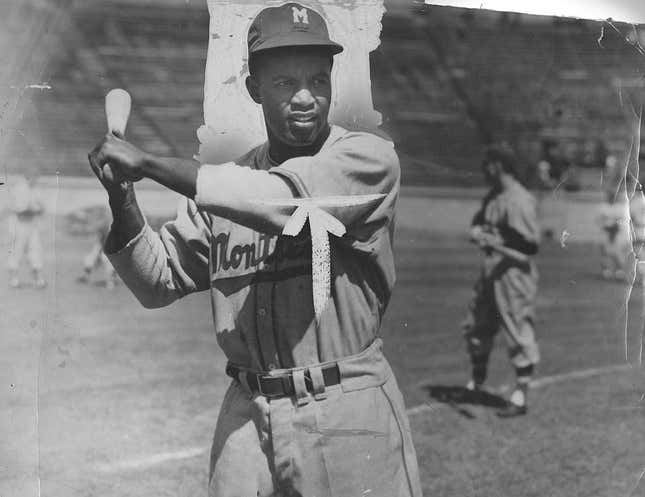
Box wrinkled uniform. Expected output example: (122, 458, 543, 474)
(464, 182, 540, 368)
(7, 177, 44, 272)
(107, 126, 422, 497)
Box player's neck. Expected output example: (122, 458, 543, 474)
(499, 174, 517, 191)
(267, 125, 331, 164)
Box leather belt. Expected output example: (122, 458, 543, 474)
(225, 363, 341, 399)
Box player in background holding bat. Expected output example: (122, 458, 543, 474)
(88, 4, 422, 496)
(463, 143, 541, 417)
(6, 171, 47, 289)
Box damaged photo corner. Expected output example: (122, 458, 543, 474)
(1, 0, 645, 496)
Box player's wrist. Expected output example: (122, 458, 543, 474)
(108, 182, 136, 212)
(138, 152, 160, 181)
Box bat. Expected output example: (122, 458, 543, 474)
(470, 226, 529, 264)
(104, 88, 132, 182)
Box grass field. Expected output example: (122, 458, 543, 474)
(2, 213, 645, 497)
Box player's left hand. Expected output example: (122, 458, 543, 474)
(477, 232, 503, 249)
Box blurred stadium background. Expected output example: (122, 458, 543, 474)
(1, 0, 643, 188)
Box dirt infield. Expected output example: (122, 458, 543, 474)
(2, 204, 644, 497)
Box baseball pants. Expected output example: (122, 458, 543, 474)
(464, 272, 540, 369)
(208, 339, 423, 497)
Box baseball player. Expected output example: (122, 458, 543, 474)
(629, 184, 645, 286)
(596, 154, 630, 280)
(6, 173, 47, 289)
(87, 4, 422, 496)
(463, 143, 540, 417)
(77, 209, 117, 289)
(596, 196, 630, 281)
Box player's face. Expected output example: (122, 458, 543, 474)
(249, 49, 332, 147)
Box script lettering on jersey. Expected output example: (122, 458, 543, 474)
(212, 232, 272, 272)
(211, 231, 310, 276)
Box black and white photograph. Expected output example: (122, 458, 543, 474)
(1, 0, 645, 495)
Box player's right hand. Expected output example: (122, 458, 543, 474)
(88, 132, 147, 193)
(477, 232, 502, 249)
(469, 225, 484, 243)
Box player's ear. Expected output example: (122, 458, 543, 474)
(246, 75, 262, 104)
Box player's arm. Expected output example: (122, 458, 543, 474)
(89, 131, 398, 239)
(88, 137, 211, 309)
(198, 132, 399, 246)
(103, 184, 146, 253)
(105, 196, 212, 309)
(88, 133, 295, 234)
(471, 230, 530, 264)
(88, 137, 146, 252)
(479, 195, 540, 263)
(498, 226, 538, 255)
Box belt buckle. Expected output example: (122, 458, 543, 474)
(257, 373, 282, 399)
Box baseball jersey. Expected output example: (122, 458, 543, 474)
(472, 181, 540, 276)
(107, 125, 399, 370)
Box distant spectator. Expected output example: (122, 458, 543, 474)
(6, 172, 47, 289)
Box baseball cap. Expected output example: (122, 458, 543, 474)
(247, 3, 343, 56)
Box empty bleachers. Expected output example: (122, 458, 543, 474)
(5, 1, 643, 186)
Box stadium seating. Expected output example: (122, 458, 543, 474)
(7, 1, 643, 186)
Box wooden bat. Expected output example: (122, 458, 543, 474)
(104, 88, 132, 182)
(470, 226, 530, 264)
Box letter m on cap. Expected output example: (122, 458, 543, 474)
(292, 6, 309, 24)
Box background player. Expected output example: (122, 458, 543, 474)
(596, 153, 630, 281)
(6, 172, 47, 289)
(597, 196, 630, 281)
(87, 3, 422, 496)
(629, 183, 645, 286)
(77, 207, 118, 289)
(463, 143, 540, 417)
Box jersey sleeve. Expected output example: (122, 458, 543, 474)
(194, 131, 400, 253)
(194, 163, 297, 235)
(106, 197, 211, 308)
(268, 131, 400, 252)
